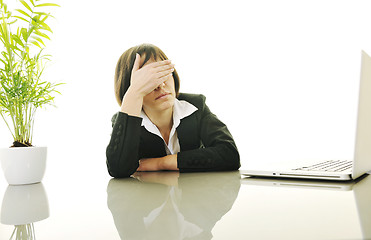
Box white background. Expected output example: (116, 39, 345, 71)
(1, 0, 371, 177)
(0, 2, 370, 238)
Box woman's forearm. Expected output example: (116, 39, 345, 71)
(137, 154, 179, 172)
(120, 88, 143, 117)
(106, 112, 143, 178)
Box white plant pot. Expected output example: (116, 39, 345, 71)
(0, 146, 47, 185)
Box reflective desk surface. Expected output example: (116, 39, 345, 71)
(0, 170, 370, 240)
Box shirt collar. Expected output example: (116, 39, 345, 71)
(140, 98, 198, 133)
(172, 98, 198, 128)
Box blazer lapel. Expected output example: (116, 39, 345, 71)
(139, 127, 167, 158)
(177, 113, 201, 151)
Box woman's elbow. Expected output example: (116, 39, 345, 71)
(217, 144, 240, 171)
(107, 164, 134, 178)
(227, 145, 241, 170)
(106, 148, 139, 178)
(106, 156, 137, 178)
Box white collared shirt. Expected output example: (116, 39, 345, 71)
(140, 99, 198, 155)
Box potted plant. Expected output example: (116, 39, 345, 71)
(0, 0, 60, 185)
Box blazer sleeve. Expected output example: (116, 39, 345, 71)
(177, 95, 240, 172)
(106, 112, 142, 178)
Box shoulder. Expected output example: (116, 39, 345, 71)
(177, 93, 206, 110)
(110, 111, 141, 127)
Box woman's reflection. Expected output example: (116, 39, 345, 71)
(107, 171, 240, 240)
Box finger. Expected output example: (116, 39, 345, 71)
(156, 63, 175, 73)
(154, 72, 173, 87)
(132, 53, 141, 72)
(155, 68, 174, 79)
(149, 59, 172, 68)
(137, 160, 144, 171)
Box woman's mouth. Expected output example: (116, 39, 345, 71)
(155, 93, 170, 100)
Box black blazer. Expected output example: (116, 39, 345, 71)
(106, 93, 240, 178)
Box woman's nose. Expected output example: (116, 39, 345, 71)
(155, 82, 166, 90)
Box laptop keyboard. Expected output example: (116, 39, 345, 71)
(292, 160, 353, 172)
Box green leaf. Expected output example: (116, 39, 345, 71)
(40, 13, 50, 22)
(33, 12, 49, 16)
(11, 34, 24, 47)
(0, 58, 7, 66)
(34, 30, 50, 40)
(1, 51, 9, 61)
(36, 21, 52, 33)
(9, 19, 17, 25)
(31, 36, 45, 46)
(30, 40, 41, 48)
(21, 28, 28, 42)
(12, 16, 29, 23)
(35, 3, 60, 7)
(15, 9, 32, 19)
(19, 0, 33, 13)
(10, 44, 21, 52)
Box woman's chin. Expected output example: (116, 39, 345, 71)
(156, 98, 175, 111)
(144, 96, 175, 112)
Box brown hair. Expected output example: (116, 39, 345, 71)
(114, 43, 180, 106)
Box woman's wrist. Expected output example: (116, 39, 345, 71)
(161, 154, 179, 170)
(120, 88, 144, 117)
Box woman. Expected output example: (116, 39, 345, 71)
(106, 43, 240, 178)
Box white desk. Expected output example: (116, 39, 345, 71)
(0, 169, 370, 239)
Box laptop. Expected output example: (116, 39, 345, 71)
(241, 51, 371, 181)
(241, 174, 369, 191)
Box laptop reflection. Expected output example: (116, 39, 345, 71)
(241, 174, 371, 239)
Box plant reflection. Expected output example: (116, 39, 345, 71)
(10, 224, 35, 240)
(107, 171, 241, 240)
(1, 183, 49, 240)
